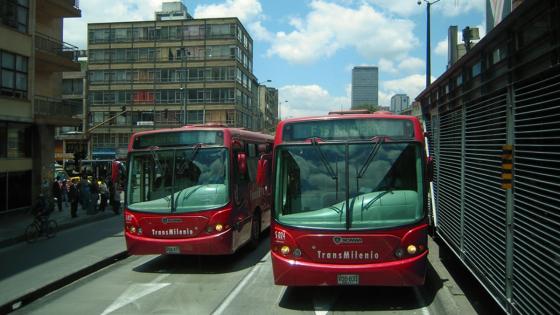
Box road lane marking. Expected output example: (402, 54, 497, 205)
(100, 274, 170, 315)
(211, 252, 269, 315)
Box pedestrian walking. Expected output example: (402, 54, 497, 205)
(111, 180, 121, 214)
(78, 174, 90, 213)
(90, 178, 100, 214)
(61, 179, 69, 207)
(52, 176, 63, 212)
(69, 179, 79, 218)
(99, 179, 108, 212)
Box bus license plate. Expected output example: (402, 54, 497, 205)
(337, 274, 359, 285)
(165, 246, 180, 254)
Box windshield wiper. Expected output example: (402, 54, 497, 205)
(148, 146, 172, 205)
(357, 136, 386, 179)
(310, 137, 337, 180)
(190, 143, 202, 160)
(363, 187, 394, 211)
(173, 185, 203, 212)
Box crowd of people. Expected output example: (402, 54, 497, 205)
(52, 175, 122, 218)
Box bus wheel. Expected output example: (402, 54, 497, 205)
(249, 210, 261, 249)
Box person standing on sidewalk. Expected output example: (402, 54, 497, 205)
(99, 179, 108, 212)
(111, 180, 121, 214)
(89, 178, 100, 214)
(61, 179, 69, 208)
(78, 174, 90, 214)
(52, 176, 63, 212)
(68, 179, 79, 218)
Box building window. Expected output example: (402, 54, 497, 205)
(0, 123, 31, 158)
(63, 78, 83, 95)
(0, 0, 28, 33)
(1, 50, 28, 98)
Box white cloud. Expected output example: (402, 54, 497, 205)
(64, 0, 162, 49)
(368, 0, 484, 17)
(366, 0, 422, 16)
(379, 74, 428, 106)
(267, 1, 419, 64)
(279, 85, 350, 118)
(398, 57, 424, 73)
(193, 0, 262, 22)
(378, 58, 397, 75)
(435, 39, 447, 56)
(437, 0, 485, 17)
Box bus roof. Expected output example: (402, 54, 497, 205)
(129, 125, 273, 151)
(275, 113, 424, 144)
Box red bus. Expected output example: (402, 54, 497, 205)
(124, 125, 274, 255)
(270, 112, 431, 286)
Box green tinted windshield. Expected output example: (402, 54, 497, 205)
(274, 142, 424, 230)
(127, 147, 229, 213)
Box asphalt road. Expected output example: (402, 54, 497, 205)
(14, 234, 453, 315)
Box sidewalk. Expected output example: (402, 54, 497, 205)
(0, 208, 127, 313)
(0, 200, 120, 249)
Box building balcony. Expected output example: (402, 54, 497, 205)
(34, 96, 82, 126)
(39, 0, 81, 18)
(35, 33, 81, 72)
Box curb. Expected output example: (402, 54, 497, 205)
(0, 212, 118, 249)
(0, 250, 130, 314)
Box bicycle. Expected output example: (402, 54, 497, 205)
(25, 196, 58, 243)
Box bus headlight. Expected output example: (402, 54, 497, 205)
(280, 245, 290, 255)
(293, 248, 302, 258)
(395, 248, 404, 258)
(215, 224, 223, 232)
(129, 226, 136, 234)
(407, 245, 417, 255)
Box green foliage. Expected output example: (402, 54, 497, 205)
(352, 103, 379, 112)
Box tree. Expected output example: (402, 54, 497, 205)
(352, 103, 379, 113)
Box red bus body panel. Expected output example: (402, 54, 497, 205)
(271, 113, 429, 286)
(270, 223, 428, 286)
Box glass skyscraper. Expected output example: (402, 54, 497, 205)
(351, 66, 378, 109)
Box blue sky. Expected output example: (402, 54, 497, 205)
(64, 0, 486, 118)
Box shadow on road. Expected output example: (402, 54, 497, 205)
(0, 216, 123, 281)
(277, 261, 442, 312)
(435, 238, 505, 315)
(133, 232, 270, 275)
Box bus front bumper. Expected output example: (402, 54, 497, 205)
(126, 228, 235, 255)
(271, 250, 428, 286)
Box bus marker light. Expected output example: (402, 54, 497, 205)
(293, 248, 302, 258)
(280, 245, 290, 255)
(215, 224, 223, 232)
(407, 245, 417, 255)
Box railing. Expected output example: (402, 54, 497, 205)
(35, 32, 79, 62)
(35, 96, 82, 117)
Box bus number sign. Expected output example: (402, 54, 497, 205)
(274, 230, 286, 241)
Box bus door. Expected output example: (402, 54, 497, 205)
(231, 142, 252, 247)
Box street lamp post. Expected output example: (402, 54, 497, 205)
(418, 0, 441, 87)
(181, 49, 190, 125)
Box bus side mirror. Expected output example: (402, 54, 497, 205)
(237, 152, 247, 177)
(427, 156, 434, 182)
(256, 154, 271, 187)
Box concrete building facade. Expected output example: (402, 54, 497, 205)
(0, 0, 81, 212)
(257, 85, 278, 133)
(87, 2, 260, 159)
(351, 66, 378, 109)
(390, 94, 410, 113)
